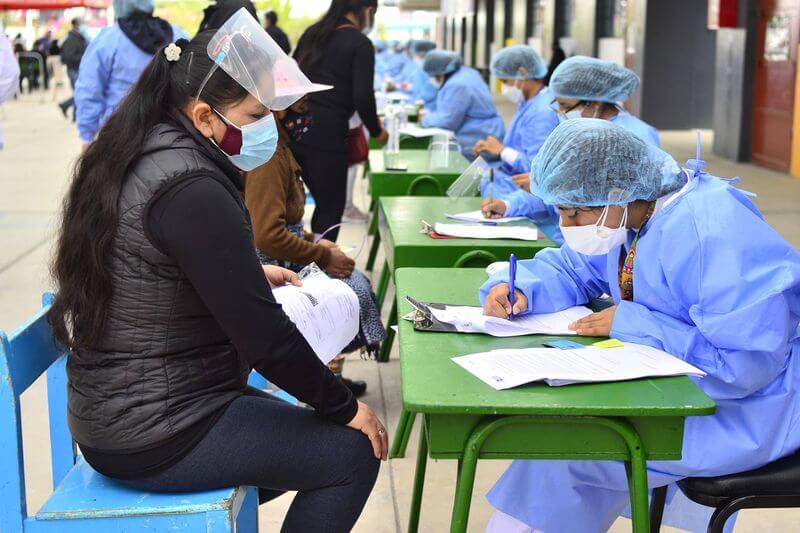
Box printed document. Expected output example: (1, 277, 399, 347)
(445, 210, 527, 224)
(272, 276, 360, 364)
(433, 222, 539, 241)
(452, 343, 706, 390)
(428, 304, 592, 337)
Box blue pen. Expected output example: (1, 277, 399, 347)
(508, 254, 517, 319)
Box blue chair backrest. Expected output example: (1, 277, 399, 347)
(0, 293, 74, 532)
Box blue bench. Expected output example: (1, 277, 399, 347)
(0, 294, 258, 532)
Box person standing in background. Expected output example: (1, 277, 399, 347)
(74, 0, 187, 148)
(543, 41, 566, 86)
(264, 9, 291, 54)
(198, 0, 257, 33)
(33, 30, 53, 90)
(293, 0, 388, 242)
(59, 18, 87, 120)
(0, 23, 20, 150)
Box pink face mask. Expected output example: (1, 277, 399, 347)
(214, 110, 243, 156)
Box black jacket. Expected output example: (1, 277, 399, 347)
(60, 30, 86, 70)
(67, 115, 356, 455)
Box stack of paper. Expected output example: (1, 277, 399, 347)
(452, 343, 706, 390)
(433, 222, 538, 241)
(273, 276, 360, 364)
(445, 210, 527, 224)
(400, 124, 454, 138)
(427, 304, 592, 337)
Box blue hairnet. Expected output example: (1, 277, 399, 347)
(372, 38, 387, 52)
(530, 119, 684, 207)
(423, 50, 462, 76)
(549, 56, 640, 103)
(490, 45, 547, 80)
(410, 40, 436, 58)
(113, 0, 154, 18)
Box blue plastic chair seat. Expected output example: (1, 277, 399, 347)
(37, 458, 243, 521)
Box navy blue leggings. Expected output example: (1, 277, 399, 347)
(119, 388, 380, 533)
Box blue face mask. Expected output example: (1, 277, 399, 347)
(213, 110, 279, 172)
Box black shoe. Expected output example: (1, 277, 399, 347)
(58, 102, 68, 118)
(341, 377, 367, 397)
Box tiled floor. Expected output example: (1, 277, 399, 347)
(2, 94, 799, 531)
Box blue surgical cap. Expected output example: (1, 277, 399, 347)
(490, 45, 547, 80)
(113, 0, 154, 18)
(410, 40, 436, 58)
(549, 56, 640, 103)
(530, 119, 684, 207)
(372, 38, 387, 52)
(423, 50, 462, 77)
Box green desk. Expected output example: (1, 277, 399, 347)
(365, 149, 469, 271)
(369, 134, 432, 150)
(395, 268, 716, 533)
(374, 196, 556, 362)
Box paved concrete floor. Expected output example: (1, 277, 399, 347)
(2, 94, 800, 531)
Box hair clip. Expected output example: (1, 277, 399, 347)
(164, 43, 181, 62)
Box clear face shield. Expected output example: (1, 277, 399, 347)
(194, 8, 332, 111)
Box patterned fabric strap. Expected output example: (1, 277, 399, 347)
(618, 202, 656, 302)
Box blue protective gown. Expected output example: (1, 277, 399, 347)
(75, 24, 187, 142)
(500, 111, 660, 244)
(383, 51, 409, 81)
(396, 59, 438, 108)
(421, 66, 504, 157)
(478, 172, 800, 532)
(479, 87, 558, 201)
(497, 86, 559, 175)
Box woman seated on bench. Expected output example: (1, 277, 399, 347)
(48, 21, 387, 533)
(480, 119, 800, 532)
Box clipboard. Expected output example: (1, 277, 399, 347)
(404, 296, 458, 333)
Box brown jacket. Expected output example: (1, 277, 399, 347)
(244, 127, 331, 268)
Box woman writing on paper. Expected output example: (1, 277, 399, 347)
(482, 57, 659, 246)
(50, 13, 386, 532)
(480, 119, 800, 532)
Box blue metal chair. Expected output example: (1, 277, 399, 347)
(0, 294, 258, 532)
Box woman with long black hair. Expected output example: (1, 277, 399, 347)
(49, 16, 386, 532)
(293, 0, 388, 242)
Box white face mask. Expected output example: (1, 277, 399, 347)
(430, 77, 442, 89)
(413, 56, 424, 66)
(501, 83, 524, 105)
(557, 109, 584, 122)
(560, 205, 629, 256)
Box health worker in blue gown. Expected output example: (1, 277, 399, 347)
(474, 45, 558, 197)
(420, 50, 504, 158)
(479, 119, 800, 533)
(482, 56, 659, 245)
(395, 40, 438, 109)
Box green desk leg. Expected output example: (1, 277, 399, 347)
(408, 424, 428, 533)
(375, 261, 391, 308)
(366, 211, 381, 272)
(449, 416, 651, 533)
(390, 410, 417, 459)
(377, 299, 397, 362)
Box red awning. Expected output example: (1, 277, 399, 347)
(0, 0, 109, 9)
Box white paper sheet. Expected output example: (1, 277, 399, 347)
(433, 222, 539, 241)
(400, 124, 454, 138)
(272, 276, 360, 364)
(452, 343, 706, 390)
(428, 305, 592, 337)
(445, 210, 527, 224)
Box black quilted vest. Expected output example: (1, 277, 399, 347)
(67, 119, 250, 452)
